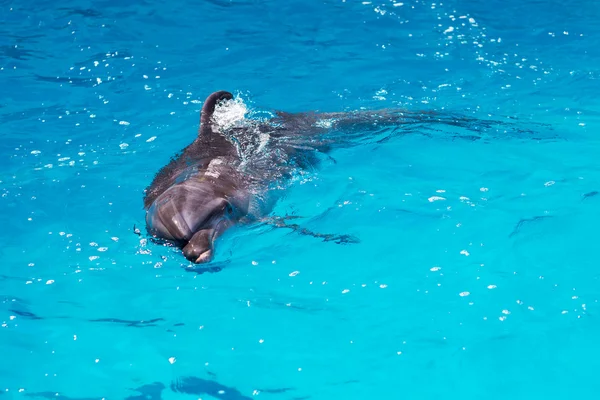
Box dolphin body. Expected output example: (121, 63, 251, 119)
(142, 90, 519, 264)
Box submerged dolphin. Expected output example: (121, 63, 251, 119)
(143, 90, 524, 264)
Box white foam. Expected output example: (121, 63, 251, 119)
(315, 118, 336, 129)
(212, 95, 249, 130)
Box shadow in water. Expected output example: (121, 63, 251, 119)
(171, 376, 295, 400)
(24, 376, 296, 400)
(125, 382, 165, 400)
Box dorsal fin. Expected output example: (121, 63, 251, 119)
(200, 91, 233, 136)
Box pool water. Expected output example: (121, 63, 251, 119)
(2, 0, 600, 398)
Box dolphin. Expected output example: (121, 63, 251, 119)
(142, 90, 537, 264)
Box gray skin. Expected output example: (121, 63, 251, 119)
(143, 90, 516, 264)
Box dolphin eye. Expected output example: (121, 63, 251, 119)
(224, 202, 234, 216)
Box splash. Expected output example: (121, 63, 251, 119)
(212, 94, 250, 131)
(210, 94, 276, 168)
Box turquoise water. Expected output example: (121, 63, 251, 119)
(2, 0, 600, 398)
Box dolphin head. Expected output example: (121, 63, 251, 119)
(180, 193, 237, 264)
(146, 178, 248, 264)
